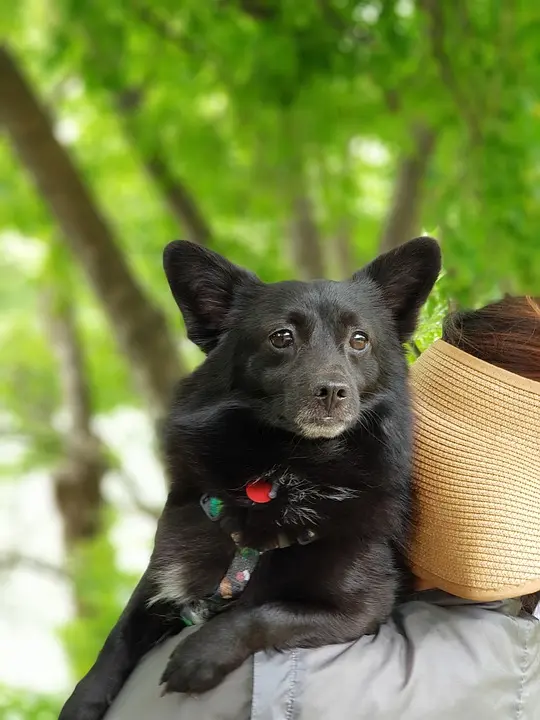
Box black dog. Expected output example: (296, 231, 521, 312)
(60, 237, 440, 720)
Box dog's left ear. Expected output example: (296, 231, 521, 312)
(163, 241, 261, 353)
(354, 237, 441, 341)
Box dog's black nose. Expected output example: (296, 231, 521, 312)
(314, 381, 349, 413)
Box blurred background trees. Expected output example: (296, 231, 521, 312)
(1, 1, 539, 716)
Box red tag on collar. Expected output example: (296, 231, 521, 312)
(246, 480, 273, 503)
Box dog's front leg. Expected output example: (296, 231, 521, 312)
(59, 571, 184, 720)
(161, 590, 393, 695)
(161, 534, 398, 695)
(59, 500, 234, 720)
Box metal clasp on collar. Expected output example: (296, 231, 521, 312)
(297, 528, 318, 545)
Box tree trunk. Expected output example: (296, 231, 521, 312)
(290, 194, 326, 279)
(146, 155, 213, 246)
(379, 125, 437, 253)
(43, 289, 107, 617)
(333, 220, 355, 279)
(0, 46, 182, 420)
(115, 89, 213, 246)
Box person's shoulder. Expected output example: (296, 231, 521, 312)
(105, 599, 540, 720)
(287, 597, 539, 719)
(106, 629, 253, 720)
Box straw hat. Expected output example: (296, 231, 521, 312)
(409, 339, 540, 601)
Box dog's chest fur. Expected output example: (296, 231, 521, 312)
(152, 396, 409, 611)
(150, 467, 363, 609)
(231, 468, 360, 528)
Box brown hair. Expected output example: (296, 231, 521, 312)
(443, 295, 540, 615)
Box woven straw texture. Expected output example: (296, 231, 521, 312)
(409, 340, 540, 601)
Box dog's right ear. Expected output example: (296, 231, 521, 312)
(163, 241, 261, 353)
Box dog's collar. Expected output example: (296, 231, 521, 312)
(179, 493, 318, 627)
(199, 493, 319, 549)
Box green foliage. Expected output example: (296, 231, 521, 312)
(5, 0, 540, 301)
(0, 311, 62, 477)
(60, 520, 138, 679)
(0, 686, 61, 720)
(407, 272, 447, 364)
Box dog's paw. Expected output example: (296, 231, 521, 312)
(160, 631, 243, 695)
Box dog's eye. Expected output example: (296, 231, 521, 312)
(350, 331, 369, 352)
(269, 329, 294, 349)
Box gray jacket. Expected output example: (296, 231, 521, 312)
(107, 593, 540, 720)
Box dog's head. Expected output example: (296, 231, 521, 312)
(163, 238, 441, 439)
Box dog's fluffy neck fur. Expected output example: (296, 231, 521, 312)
(164, 385, 412, 554)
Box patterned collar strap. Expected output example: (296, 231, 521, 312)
(180, 494, 318, 626)
(200, 494, 318, 549)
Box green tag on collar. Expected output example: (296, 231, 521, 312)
(208, 496, 223, 519)
(200, 494, 224, 521)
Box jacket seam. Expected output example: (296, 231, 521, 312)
(515, 618, 532, 720)
(285, 650, 298, 720)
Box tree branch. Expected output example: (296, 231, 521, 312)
(379, 124, 437, 252)
(148, 155, 213, 246)
(0, 46, 183, 420)
(116, 470, 162, 520)
(42, 288, 92, 434)
(290, 194, 326, 279)
(0, 552, 70, 581)
(419, 0, 482, 143)
(333, 220, 355, 279)
(236, 0, 280, 21)
(41, 286, 108, 546)
(131, 5, 199, 55)
(115, 88, 214, 246)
